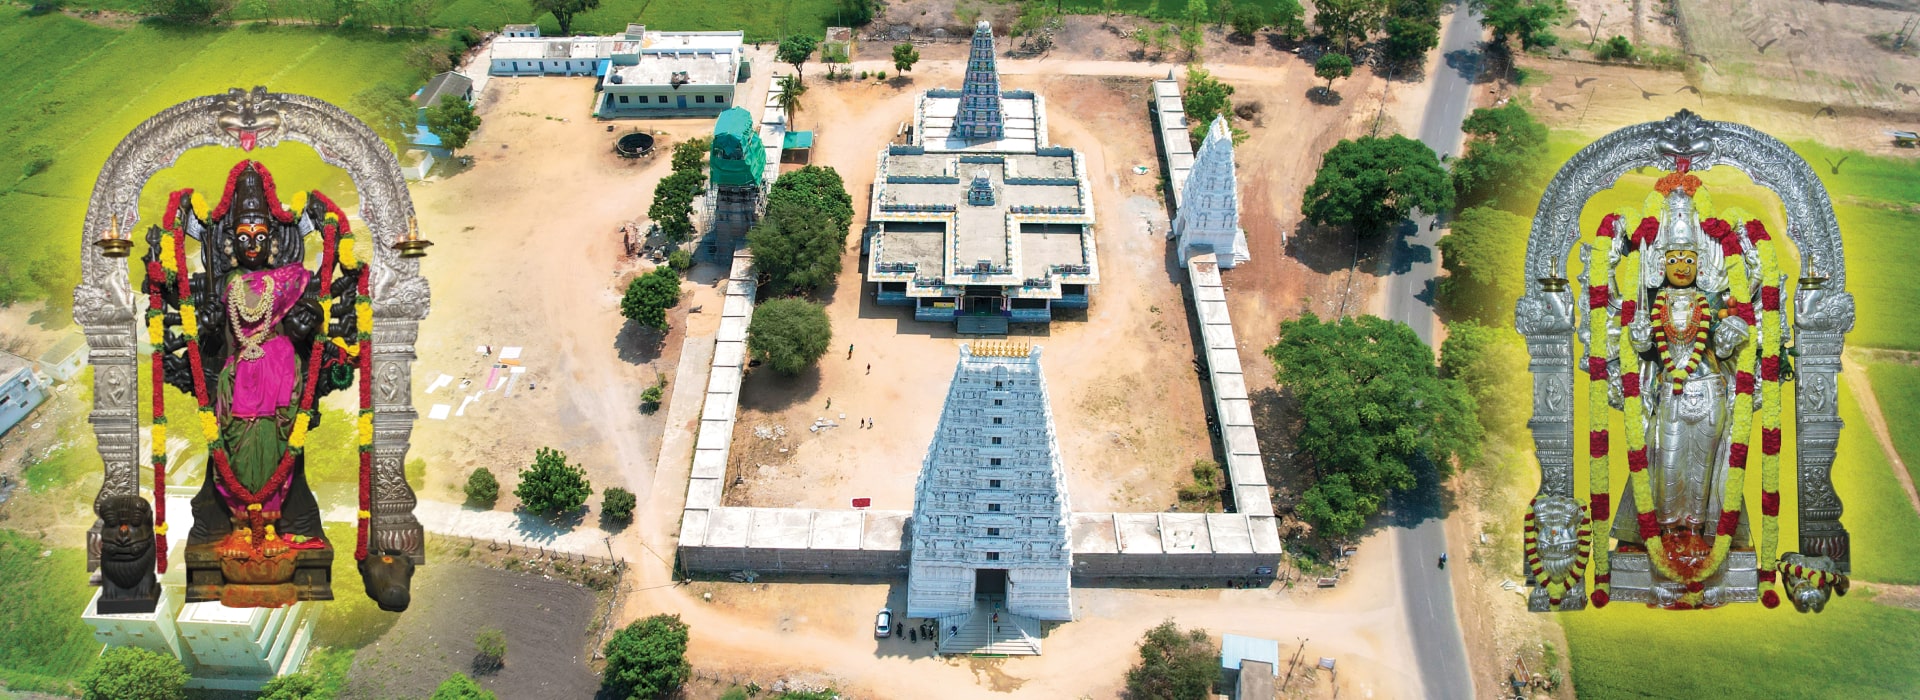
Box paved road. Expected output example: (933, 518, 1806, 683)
(1383, 7, 1488, 700)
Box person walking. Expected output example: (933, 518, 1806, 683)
(866, 363, 872, 375)
(848, 343, 855, 359)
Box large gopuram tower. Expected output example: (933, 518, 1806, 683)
(954, 21, 1006, 142)
(1173, 116, 1250, 267)
(908, 340, 1072, 623)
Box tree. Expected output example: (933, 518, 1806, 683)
(775, 74, 808, 129)
(1301, 134, 1453, 235)
(1182, 67, 1236, 149)
(778, 34, 819, 79)
(1183, 0, 1210, 27)
(80, 647, 188, 700)
(1178, 24, 1205, 59)
(747, 299, 833, 376)
(621, 266, 683, 330)
(425, 96, 481, 154)
(1477, 0, 1567, 51)
(671, 136, 710, 175)
(143, 0, 234, 23)
(1228, 7, 1266, 39)
(602, 615, 692, 700)
(748, 201, 843, 294)
(1449, 101, 1548, 210)
(258, 672, 320, 700)
(353, 83, 419, 152)
(767, 165, 855, 233)
(1124, 620, 1216, 700)
(514, 447, 592, 516)
(473, 628, 508, 673)
(892, 42, 921, 74)
(465, 467, 500, 505)
(1314, 52, 1354, 96)
(1382, 15, 1441, 66)
(1267, 0, 1306, 40)
(1598, 34, 1634, 60)
(1313, 0, 1383, 51)
(1440, 319, 1530, 439)
(1265, 313, 1482, 536)
(430, 672, 497, 700)
(529, 0, 598, 36)
(839, 0, 874, 26)
(1436, 205, 1529, 324)
(648, 170, 703, 244)
(603, 487, 636, 523)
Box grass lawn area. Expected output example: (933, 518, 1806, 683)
(1866, 361, 1920, 489)
(0, 8, 423, 317)
(0, 530, 102, 695)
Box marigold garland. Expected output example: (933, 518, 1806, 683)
(1586, 214, 1622, 606)
(1749, 220, 1785, 608)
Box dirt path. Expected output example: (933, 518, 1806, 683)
(1842, 353, 1920, 515)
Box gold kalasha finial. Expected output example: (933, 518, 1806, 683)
(970, 339, 1032, 358)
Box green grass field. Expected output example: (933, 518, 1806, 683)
(1866, 361, 1920, 488)
(0, 530, 102, 695)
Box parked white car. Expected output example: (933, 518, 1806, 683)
(873, 607, 893, 638)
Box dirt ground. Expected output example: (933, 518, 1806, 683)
(1553, 0, 1684, 51)
(405, 77, 720, 512)
(1676, 0, 1920, 113)
(723, 67, 1217, 513)
(341, 563, 601, 700)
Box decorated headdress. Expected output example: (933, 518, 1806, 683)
(1638, 123, 1728, 292)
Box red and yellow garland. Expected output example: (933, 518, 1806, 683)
(149, 160, 376, 565)
(1747, 219, 1785, 608)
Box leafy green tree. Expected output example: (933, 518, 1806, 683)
(1181, 67, 1237, 149)
(352, 83, 420, 152)
(1179, 24, 1204, 59)
(1383, 15, 1440, 66)
(1314, 52, 1354, 96)
(1302, 134, 1453, 235)
(648, 170, 704, 243)
(621, 266, 683, 330)
(1265, 314, 1482, 536)
(529, 0, 598, 35)
(1227, 7, 1265, 39)
(602, 487, 637, 523)
(465, 467, 500, 505)
(1598, 34, 1634, 60)
(747, 298, 834, 376)
(672, 136, 710, 175)
(1124, 620, 1216, 700)
(1436, 205, 1529, 324)
(425, 95, 481, 154)
(430, 672, 497, 700)
(1183, 0, 1210, 27)
(602, 615, 692, 700)
(776, 73, 808, 127)
(1440, 320, 1530, 439)
(258, 671, 320, 700)
(766, 165, 854, 232)
(748, 200, 845, 294)
(667, 248, 692, 273)
(839, 0, 874, 25)
(778, 34, 819, 79)
(473, 628, 507, 673)
(892, 42, 921, 73)
(1476, 0, 1567, 51)
(80, 647, 188, 700)
(1313, 0, 1383, 50)
(1267, 0, 1306, 40)
(1449, 101, 1548, 210)
(144, 0, 233, 23)
(514, 447, 593, 516)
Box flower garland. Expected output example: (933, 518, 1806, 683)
(1586, 214, 1622, 606)
(1649, 293, 1710, 396)
(1775, 559, 1849, 592)
(1524, 498, 1593, 609)
(1748, 219, 1785, 608)
(169, 166, 345, 545)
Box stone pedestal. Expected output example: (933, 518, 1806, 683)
(1604, 549, 1759, 607)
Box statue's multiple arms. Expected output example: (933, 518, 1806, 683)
(1713, 314, 1751, 358)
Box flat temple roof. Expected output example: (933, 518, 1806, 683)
(608, 51, 736, 86)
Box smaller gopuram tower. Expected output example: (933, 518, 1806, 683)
(954, 21, 1006, 142)
(908, 340, 1073, 622)
(1173, 116, 1250, 267)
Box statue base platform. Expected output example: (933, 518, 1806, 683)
(1606, 548, 1759, 607)
(183, 542, 333, 606)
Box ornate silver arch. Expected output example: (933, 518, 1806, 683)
(78, 87, 431, 568)
(1515, 110, 1852, 575)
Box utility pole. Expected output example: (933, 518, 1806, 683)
(1280, 636, 1309, 690)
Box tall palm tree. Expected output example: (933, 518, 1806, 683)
(776, 74, 807, 128)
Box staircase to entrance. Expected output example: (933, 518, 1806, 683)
(956, 313, 1009, 335)
(935, 596, 1041, 656)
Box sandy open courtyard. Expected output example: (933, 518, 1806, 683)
(721, 68, 1216, 513)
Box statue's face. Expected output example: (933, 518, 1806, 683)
(97, 495, 155, 590)
(235, 218, 271, 269)
(359, 550, 415, 613)
(1535, 497, 1583, 578)
(1664, 250, 1699, 288)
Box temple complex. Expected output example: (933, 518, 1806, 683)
(865, 22, 1098, 334)
(1172, 116, 1250, 268)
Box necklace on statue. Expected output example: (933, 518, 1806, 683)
(228, 275, 277, 361)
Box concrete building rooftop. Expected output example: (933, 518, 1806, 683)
(872, 153, 1087, 274)
(0, 350, 30, 378)
(607, 51, 736, 86)
(639, 30, 744, 52)
(919, 94, 1040, 152)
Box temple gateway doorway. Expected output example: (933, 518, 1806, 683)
(975, 568, 1008, 597)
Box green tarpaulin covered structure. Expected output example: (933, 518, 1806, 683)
(710, 107, 765, 189)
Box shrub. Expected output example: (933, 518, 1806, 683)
(464, 467, 500, 506)
(22, 145, 54, 178)
(603, 487, 637, 523)
(430, 672, 496, 700)
(639, 375, 666, 412)
(877, 70, 887, 79)
(620, 266, 683, 331)
(80, 647, 188, 700)
(1125, 620, 1215, 700)
(857, 70, 868, 79)
(1597, 34, 1634, 61)
(1177, 459, 1221, 505)
(602, 615, 691, 700)
(747, 298, 833, 376)
(473, 628, 507, 673)
(667, 248, 692, 273)
(514, 447, 592, 516)
(258, 672, 319, 700)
